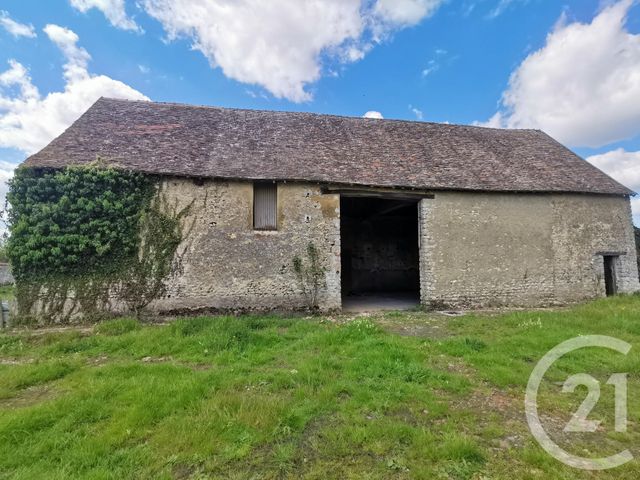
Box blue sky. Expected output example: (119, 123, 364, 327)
(1, 0, 639, 221)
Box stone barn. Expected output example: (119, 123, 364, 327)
(22, 98, 640, 313)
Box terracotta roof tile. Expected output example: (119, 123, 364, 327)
(22, 98, 634, 196)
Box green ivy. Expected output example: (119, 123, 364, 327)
(5, 164, 190, 323)
(7, 164, 153, 281)
(293, 242, 326, 310)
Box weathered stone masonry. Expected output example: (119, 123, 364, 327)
(152, 178, 342, 313)
(152, 180, 638, 313)
(419, 192, 639, 308)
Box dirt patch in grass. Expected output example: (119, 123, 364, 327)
(534, 408, 640, 461)
(138, 355, 213, 371)
(467, 387, 527, 447)
(374, 311, 455, 338)
(11, 325, 95, 336)
(437, 356, 530, 451)
(0, 358, 34, 365)
(289, 415, 337, 469)
(86, 355, 110, 366)
(171, 462, 199, 480)
(140, 355, 173, 363)
(0, 383, 63, 408)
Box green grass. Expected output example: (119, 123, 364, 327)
(1, 297, 640, 478)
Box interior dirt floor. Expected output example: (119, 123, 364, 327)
(341, 292, 420, 312)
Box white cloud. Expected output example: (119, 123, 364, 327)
(481, 0, 640, 148)
(421, 47, 449, 77)
(0, 11, 36, 38)
(587, 148, 640, 194)
(587, 148, 640, 222)
(0, 160, 15, 211)
(43, 24, 92, 83)
(138, 64, 150, 74)
(373, 0, 443, 27)
(0, 24, 148, 155)
(632, 198, 640, 225)
(363, 111, 384, 119)
(69, 0, 142, 32)
(0, 61, 39, 103)
(410, 105, 424, 120)
(421, 59, 438, 77)
(487, 0, 530, 19)
(140, 0, 444, 102)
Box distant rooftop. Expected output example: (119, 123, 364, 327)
(23, 97, 633, 196)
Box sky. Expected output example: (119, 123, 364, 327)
(1, 0, 639, 223)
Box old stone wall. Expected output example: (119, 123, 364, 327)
(0, 264, 14, 286)
(159, 183, 637, 312)
(151, 178, 341, 313)
(19, 178, 637, 321)
(419, 192, 640, 308)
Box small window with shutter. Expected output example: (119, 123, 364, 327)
(253, 182, 278, 230)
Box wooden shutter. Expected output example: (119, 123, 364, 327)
(253, 182, 277, 230)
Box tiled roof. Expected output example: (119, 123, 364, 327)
(23, 97, 634, 196)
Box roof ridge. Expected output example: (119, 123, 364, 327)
(97, 97, 541, 134)
(23, 97, 633, 197)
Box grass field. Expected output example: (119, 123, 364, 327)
(1, 296, 640, 479)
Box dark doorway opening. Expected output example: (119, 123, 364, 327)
(603, 255, 618, 297)
(340, 196, 420, 311)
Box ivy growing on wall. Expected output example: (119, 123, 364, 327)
(115, 193, 194, 318)
(6, 164, 191, 323)
(293, 242, 326, 310)
(8, 165, 153, 280)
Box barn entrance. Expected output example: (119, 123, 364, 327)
(340, 196, 420, 311)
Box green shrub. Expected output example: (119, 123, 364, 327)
(7, 164, 153, 281)
(6, 164, 191, 322)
